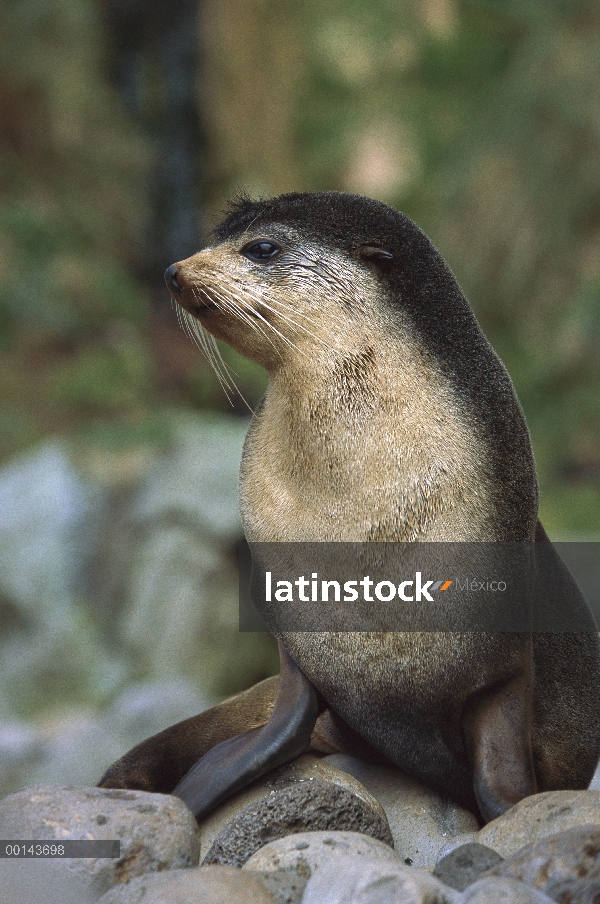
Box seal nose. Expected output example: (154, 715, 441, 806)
(164, 263, 183, 294)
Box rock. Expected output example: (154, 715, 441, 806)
(0, 413, 277, 798)
(433, 842, 504, 891)
(301, 854, 459, 904)
(130, 413, 247, 539)
(0, 785, 199, 900)
(0, 859, 99, 904)
(0, 442, 93, 624)
(484, 823, 600, 901)
(460, 877, 557, 902)
(545, 877, 600, 902)
(95, 864, 277, 903)
(202, 777, 393, 867)
(475, 791, 600, 858)
(198, 754, 390, 861)
(250, 868, 308, 904)
(26, 712, 130, 792)
(243, 830, 402, 901)
(435, 833, 479, 863)
(325, 753, 480, 868)
(280, 754, 390, 818)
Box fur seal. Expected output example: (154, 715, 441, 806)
(99, 191, 600, 823)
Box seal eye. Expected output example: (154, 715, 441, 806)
(241, 240, 282, 263)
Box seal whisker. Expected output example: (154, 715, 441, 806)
(249, 296, 329, 350)
(228, 293, 307, 358)
(178, 298, 252, 408)
(231, 277, 322, 327)
(207, 333, 256, 414)
(195, 280, 296, 380)
(181, 306, 235, 399)
(225, 280, 328, 349)
(219, 287, 291, 362)
(208, 279, 296, 357)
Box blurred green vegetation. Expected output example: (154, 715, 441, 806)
(0, 0, 599, 535)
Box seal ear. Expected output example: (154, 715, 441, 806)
(357, 245, 394, 269)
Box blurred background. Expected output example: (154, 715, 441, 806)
(0, 0, 599, 796)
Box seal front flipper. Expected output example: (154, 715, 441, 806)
(464, 665, 537, 823)
(172, 643, 319, 820)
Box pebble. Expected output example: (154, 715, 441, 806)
(3, 769, 600, 903)
(484, 823, 600, 901)
(460, 876, 557, 903)
(433, 841, 504, 891)
(243, 830, 402, 903)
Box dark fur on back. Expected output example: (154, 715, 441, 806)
(215, 191, 538, 540)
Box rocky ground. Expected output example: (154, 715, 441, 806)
(2, 754, 600, 903)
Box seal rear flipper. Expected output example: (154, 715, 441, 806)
(172, 644, 319, 820)
(464, 667, 537, 823)
(98, 674, 281, 794)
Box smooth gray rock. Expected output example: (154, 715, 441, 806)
(0, 442, 93, 621)
(589, 759, 600, 790)
(243, 831, 402, 896)
(203, 777, 393, 867)
(0, 785, 199, 900)
(197, 754, 390, 862)
(325, 753, 479, 868)
(544, 876, 600, 902)
(251, 868, 308, 904)
(433, 842, 503, 891)
(0, 859, 98, 904)
(96, 864, 277, 903)
(484, 823, 600, 900)
(301, 853, 459, 904)
(0, 719, 45, 795)
(108, 678, 212, 741)
(461, 876, 556, 903)
(475, 791, 600, 858)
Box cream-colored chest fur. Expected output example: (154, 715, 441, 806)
(239, 327, 496, 543)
